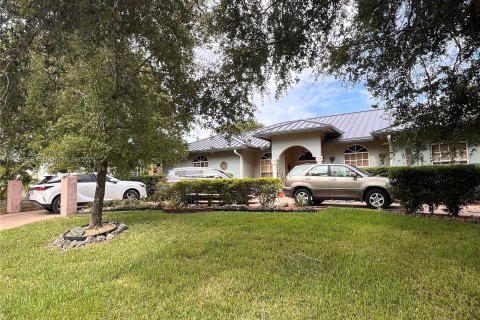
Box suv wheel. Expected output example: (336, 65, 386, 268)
(294, 188, 312, 206)
(52, 196, 61, 214)
(365, 189, 390, 209)
(123, 189, 140, 200)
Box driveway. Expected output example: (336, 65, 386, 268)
(0, 210, 59, 231)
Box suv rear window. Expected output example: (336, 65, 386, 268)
(288, 165, 310, 176)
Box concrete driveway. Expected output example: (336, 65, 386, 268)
(0, 210, 59, 231)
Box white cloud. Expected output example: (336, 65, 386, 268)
(186, 70, 377, 142)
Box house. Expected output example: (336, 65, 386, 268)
(165, 109, 480, 178)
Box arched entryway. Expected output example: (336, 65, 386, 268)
(278, 146, 318, 178)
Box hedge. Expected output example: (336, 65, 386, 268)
(155, 178, 283, 208)
(128, 175, 164, 199)
(387, 165, 480, 215)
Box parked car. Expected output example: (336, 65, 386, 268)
(27, 173, 147, 214)
(283, 164, 392, 209)
(165, 167, 231, 183)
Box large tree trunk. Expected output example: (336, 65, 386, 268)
(90, 160, 108, 229)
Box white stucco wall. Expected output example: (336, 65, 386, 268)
(164, 150, 242, 177)
(389, 143, 480, 166)
(322, 140, 390, 167)
(271, 132, 323, 160)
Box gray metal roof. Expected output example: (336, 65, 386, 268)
(254, 108, 392, 141)
(188, 108, 393, 152)
(253, 119, 343, 138)
(188, 130, 270, 153)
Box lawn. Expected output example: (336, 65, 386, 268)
(1, 209, 479, 319)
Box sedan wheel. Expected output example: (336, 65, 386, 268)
(123, 190, 140, 200)
(366, 189, 389, 209)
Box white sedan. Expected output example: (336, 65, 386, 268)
(28, 173, 147, 213)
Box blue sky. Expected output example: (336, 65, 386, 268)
(188, 71, 377, 141)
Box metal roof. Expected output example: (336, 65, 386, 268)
(188, 109, 393, 152)
(188, 130, 270, 153)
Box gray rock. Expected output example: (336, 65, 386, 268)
(62, 240, 72, 249)
(84, 236, 95, 244)
(111, 223, 128, 235)
(53, 236, 66, 248)
(67, 227, 85, 237)
(70, 240, 79, 248)
(96, 235, 106, 241)
(106, 233, 115, 241)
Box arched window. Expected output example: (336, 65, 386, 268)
(193, 155, 208, 167)
(344, 145, 369, 167)
(297, 151, 316, 164)
(260, 152, 273, 177)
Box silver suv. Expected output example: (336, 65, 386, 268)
(283, 164, 392, 209)
(165, 167, 231, 183)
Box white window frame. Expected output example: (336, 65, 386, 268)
(431, 142, 469, 164)
(344, 145, 369, 167)
(193, 155, 208, 167)
(260, 152, 273, 177)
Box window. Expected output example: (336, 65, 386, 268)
(260, 153, 273, 177)
(344, 145, 369, 167)
(193, 155, 208, 167)
(330, 165, 356, 177)
(431, 143, 468, 164)
(307, 165, 329, 177)
(297, 151, 316, 164)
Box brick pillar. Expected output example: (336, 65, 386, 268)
(7, 180, 22, 213)
(60, 176, 77, 216)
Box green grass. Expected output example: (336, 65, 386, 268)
(1, 209, 479, 319)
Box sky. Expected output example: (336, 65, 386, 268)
(187, 70, 377, 142)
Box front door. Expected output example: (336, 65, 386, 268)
(304, 165, 330, 198)
(329, 165, 363, 199)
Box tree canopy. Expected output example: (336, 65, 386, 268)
(0, 0, 256, 226)
(206, 0, 480, 149)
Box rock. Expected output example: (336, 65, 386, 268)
(67, 227, 85, 237)
(53, 236, 66, 248)
(111, 223, 128, 235)
(62, 240, 72, 249)
(84, 236, 95, 244)
(96, 235, 106, 241)
(70, 240, 79, 248)
(106, 234, 114, 241)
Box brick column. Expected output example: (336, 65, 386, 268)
(60, 176, 77, 216)
(7, 180, 22, 213)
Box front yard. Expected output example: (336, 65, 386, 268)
(1, 209, 479, 319)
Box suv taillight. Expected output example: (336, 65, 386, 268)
(30, 186, 53, 191)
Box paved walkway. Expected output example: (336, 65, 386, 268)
(0, 210, 59, 231)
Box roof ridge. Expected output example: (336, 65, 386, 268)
(303, 108, 386, 122)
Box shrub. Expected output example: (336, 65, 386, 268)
(159, 178, 283, 207)
(128, 175, 164, 199)
(389, 165, 480, 215)
(362, 166, 393, 177)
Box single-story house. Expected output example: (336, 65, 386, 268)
(165, 109, 480, 178)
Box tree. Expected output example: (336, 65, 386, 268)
(0, 1, 256, 227)
(205, 0, 480, 151)
(215, 118, 264, 135)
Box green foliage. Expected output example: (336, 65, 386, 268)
(127, 175, 164, 200)
(159, 178, 283, 208)
(362, 167, 394, 178)
(388, 165, 480, 215)
(206, 1, 480, 149)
